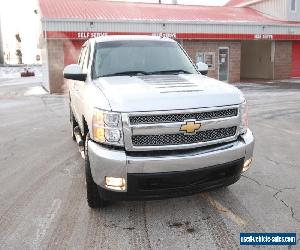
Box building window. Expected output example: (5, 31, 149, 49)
(291, 0, 296, 12)
(196, 52, 215, 70)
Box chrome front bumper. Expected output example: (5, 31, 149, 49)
(88, 129, 254, 190)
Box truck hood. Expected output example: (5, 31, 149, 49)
(93, 74, 244, 112)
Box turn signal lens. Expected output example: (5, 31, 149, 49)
(92, 109, 105, 142)
(93, 127, 105, 143)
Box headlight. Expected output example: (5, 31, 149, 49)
(239, 101, 248, 134)
(92, 108, 123, 146)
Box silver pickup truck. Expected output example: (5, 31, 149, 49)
(64, 36, 254, 208)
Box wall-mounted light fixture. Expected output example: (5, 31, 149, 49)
(90, 22, 94, 29)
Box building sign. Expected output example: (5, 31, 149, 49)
(45, 31, 300, 41)
(77, 32, 176, 39)
(151, 33, 176, 38)
(254, 34, 274, 40)
(77, 32, 108, 39)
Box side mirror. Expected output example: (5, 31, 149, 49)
(63, 64, 87, 81)
(196, 62, 209, 76)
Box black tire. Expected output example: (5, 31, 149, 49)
(70, 105, 76, 141)
(85, 133, 107, 208)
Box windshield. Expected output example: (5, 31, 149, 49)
(92, 40, 198, 78)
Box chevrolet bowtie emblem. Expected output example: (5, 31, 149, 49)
(180, 120, 201, 134)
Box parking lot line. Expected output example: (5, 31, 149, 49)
(200, 193, 247, 227)
(33, 199, 61, 249)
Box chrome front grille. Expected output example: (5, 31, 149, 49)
(129, 108, 238, 125)
(132, 127, 237, 146)
(123, 106, 240, 151)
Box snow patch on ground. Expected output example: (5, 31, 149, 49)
(0, 66, 42, 78)
(279, 78, 300, 83)
(24, 86, 47, 96)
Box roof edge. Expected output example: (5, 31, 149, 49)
(41, 17, 300, 27)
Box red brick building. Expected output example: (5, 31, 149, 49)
(38, 0, 300, 93)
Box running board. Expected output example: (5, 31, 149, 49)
(79, 146, 85, 159)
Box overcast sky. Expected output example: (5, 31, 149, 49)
(0, 0, 230, 63)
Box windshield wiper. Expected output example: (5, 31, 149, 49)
(98, 69, 193, 78)
(149, 69, 193, 75)
(99, 71, 150, 77)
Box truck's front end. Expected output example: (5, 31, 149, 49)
(88, 99, 254, 200)
(66, 36, 254, 205)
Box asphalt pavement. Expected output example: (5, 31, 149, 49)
(0, 76, 299, 250)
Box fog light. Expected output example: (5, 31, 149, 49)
(105, 177, 126, 191)
(243, 158, 252, 172)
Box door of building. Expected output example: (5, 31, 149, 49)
(291, 41, 300, 77)
(219, 47, 229, 82)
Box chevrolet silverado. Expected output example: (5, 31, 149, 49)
(63, 36, 254, 208)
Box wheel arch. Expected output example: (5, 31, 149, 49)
(81, 115, 89, 140)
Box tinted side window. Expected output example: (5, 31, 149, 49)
(82, 45, 90, 73)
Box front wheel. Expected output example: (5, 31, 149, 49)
(85, 133, 107, 208)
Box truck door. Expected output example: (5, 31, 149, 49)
(75, 44, 91, 132)
(72, 45, 88, 129)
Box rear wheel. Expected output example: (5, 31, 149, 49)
(85, 133, 107, 208)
